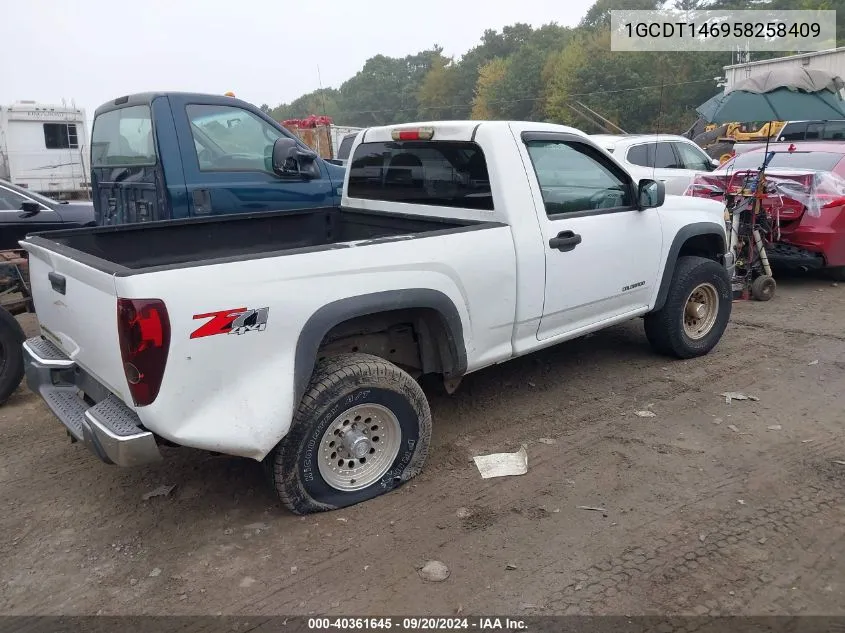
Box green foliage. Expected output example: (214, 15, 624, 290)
(417, 56, 462, 120)
(482, 24, 572, 119)
(265, 0, 845, 134)
(471, 58, 510, 119)
(270, 89, 341, 121)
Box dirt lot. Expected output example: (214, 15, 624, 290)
(1, 277, 844, 617)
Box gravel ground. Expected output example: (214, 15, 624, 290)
(1, 277, 843, 616)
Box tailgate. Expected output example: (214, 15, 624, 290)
(23, 241, 129, 402)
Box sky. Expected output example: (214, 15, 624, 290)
(0, 0, 594, 129)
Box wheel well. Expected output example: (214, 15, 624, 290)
(652, 227, 727, 312)
(316, 308, 460, 379)
(678, 233, 724, 263)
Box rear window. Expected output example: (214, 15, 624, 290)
(347, 141, 493, 210)
(91, 105, 156, 167)
(777, 122, 808, 141)
(728, 151, 844, 172)
(822, 121, 845, 140)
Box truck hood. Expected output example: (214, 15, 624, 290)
(662, 193, 725, 221)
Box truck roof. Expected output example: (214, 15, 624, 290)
(94, 92, 257, 117)
(360, 120, 592, 143)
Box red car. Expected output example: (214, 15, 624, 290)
(686, 142, 845, 279)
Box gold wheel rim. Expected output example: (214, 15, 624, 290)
(683, 283, 719, 340)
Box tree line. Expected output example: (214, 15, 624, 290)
(261, 0, 845, 135)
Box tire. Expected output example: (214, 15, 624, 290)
(644, 256, 732, 359)
(268, 353, 432, 515)
(0, 308, 25, 405)
(751, 275, 776, 301)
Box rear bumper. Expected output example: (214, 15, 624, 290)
(767, 241, 826, 270)
(23, 336, 162, 467)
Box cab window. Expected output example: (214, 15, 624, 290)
(525, 140, 632, 216)
(91, 105, 156, 167)
(186, 104, 283, 172)
(626, 142, 680, 169)
(674, 142, 712, 171)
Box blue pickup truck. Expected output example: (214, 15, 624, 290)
(90, 92, 347, 224)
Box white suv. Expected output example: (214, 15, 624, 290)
(591, 134, 719, 196)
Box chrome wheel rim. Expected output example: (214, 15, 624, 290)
(683, 282, 719, 340)
(317, 403, 402, 492)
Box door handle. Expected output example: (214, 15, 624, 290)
(48, 272, 66, 295)
(192, 189, 212, 215)
(549, 230, 582, 252)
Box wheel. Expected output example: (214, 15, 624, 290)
(751, 275, 776, 301)
(644, 256, 732, 359)
(268, 353, 431, 515)
(0, 308, 25, 404)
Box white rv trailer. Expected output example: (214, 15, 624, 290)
(0, 101, 90, 199)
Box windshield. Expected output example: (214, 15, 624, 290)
(726, 151, 844, 172)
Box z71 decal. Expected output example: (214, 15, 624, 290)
(191, 307, 270, 339)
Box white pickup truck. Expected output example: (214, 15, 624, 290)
(22, 121, 731, 514)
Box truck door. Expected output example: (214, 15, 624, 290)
(168, 95, 338, 217)
(514, 129, 663, 341)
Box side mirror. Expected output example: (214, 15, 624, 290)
(19, 201, 42, 217)
(272, 137, 319, 179)
(637, 179, 665, 209)
(710, 158, 720, 170)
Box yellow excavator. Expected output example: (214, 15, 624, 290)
(695, 121, 786, 165)
(704, 121, 784, 141)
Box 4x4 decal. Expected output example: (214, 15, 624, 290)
(191, 307, 270, 339)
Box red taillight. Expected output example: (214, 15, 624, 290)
(117, 298, 170, 407)
(686, 174, 729, 200)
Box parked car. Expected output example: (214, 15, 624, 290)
(0, 178, 94, 250)
(90, 92, 346, 224)
(776, 120, 845, 142)
(686, 141, 845, 279)
(22, 120, 730, 514)
(591, 134, 720, 196)
(723, 121, 845, 163)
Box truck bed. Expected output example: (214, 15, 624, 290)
(24, 207, 494, 275)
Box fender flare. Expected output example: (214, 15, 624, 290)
(293, 289, 467, 404)
(653, 222, 727, 312)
